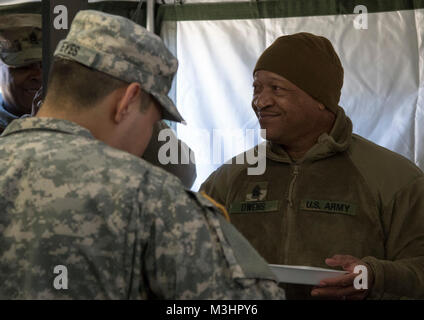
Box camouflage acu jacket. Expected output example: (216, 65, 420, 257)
(0, 117, 284, 300)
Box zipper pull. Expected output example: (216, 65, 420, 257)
(287, 165, 300, 208)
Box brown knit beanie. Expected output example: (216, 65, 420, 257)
(253, 32, 344, 114)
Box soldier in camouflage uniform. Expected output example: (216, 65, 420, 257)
(0, 14, 42, 133)
(0, 10, 284, 300)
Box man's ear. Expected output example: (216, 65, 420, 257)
(113, 83, 141, 124)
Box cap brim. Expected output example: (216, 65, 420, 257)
(1, 48, 42, 67)
(151, 91, 184, 123)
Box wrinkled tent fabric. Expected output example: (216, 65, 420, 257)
(160, 6, 424, 190)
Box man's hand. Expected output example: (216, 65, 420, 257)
(310, 254, 374, 300)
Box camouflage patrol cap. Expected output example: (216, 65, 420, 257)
(54, 10, 184, 123)
(0, 14, 42, 67)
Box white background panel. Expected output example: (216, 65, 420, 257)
(161, 10, 424, 190)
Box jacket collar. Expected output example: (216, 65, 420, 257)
(1, 116, 95, 140)
(266, 106, 353, 164)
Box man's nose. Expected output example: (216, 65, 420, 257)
(253, 90, 273, 110)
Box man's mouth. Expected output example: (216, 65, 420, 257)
(258, 112, 279, 120)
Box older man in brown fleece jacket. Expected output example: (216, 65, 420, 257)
(201, 32, 424, 300)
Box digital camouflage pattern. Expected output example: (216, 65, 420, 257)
(0, 14, 42, 68)
(54, 10, 183, 123)
(0, 117, 284, 300)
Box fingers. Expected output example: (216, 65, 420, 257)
(325, 254, 359, 271)
(311, 285, 366, 299)
(319, 272, 356, 288)
(311, 254, 371, 300)
(311, 270, 368, 300)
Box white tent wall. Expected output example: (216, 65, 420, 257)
(159, 3, 424, 190)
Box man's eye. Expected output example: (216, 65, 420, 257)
(272, 86, 283, 91)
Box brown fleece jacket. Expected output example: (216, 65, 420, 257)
(201, 107, 424, 299)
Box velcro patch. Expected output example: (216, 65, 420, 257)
(300, 199, 356, 216)
(229, 200, 280, 214)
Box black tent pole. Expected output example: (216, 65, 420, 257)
(41, 0, 88, 98)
